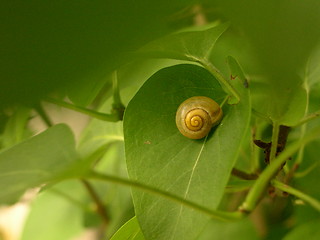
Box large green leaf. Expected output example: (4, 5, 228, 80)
(124, 64, 250, 240)
(0, 124, 79, 204)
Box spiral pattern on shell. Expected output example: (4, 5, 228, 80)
(175, 96, 223, 139)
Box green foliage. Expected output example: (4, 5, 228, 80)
(21, 181, 86, 240)
(1, 1, 320, 240)
(124, 64, 250, 239)
(0, 124, 79, 204)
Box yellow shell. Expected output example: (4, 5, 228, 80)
(175, 96, 223, 139)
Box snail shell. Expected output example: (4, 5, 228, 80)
(175, 96, 223, 139)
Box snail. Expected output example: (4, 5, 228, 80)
(175, 96, 223, 139)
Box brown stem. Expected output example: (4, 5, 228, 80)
(81, 180, 109, 224)
(231, 168, 259, 180)
(254, 125, 291, 166)
(284, 163, 300, 184)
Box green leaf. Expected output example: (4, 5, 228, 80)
(124, 64, 250, 240)
(227, 56, 249, 104)
(251, 76, 308, 126)
(78, 59, 188, 157)
(283, 219, 320, 240)
(111, 217, 145, 240)
(21, 181, 86, 240)
(227, 56, 249, 89)
(94, 143, 135, 239)
(0, 124, 79, 204)
(137, 23, 229, 62)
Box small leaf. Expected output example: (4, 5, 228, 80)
(227, 56, 249, 104)
(227, 56, 249, 89)
(136, 23, 229, 62)
(124, 64, 250, 240)
(111, 216, 145, 240)
(0, 124, 79, 204)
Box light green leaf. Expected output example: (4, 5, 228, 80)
(0, 124, 79, 204)
(124, 64, 250, 240)
(137, 23, 229, 62)
(21, 181, 86, 240)
(283, 219, 320, 240)
(111, 217, 145, 240)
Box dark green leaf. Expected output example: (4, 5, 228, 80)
(124, 64, 250, 239)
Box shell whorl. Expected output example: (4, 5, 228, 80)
(175, 96, 223, 139)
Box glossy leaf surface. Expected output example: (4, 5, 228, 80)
(124, 64, 250, 239)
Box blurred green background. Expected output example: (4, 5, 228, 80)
(1, 0, 320, 108)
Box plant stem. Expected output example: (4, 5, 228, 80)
(269, 122, 280, 163)
(294, 124, 307, 167)
(81, 179, 109, 224)
(45, 97, 120, 122)
(295, 109, 320, 126)
(252, 109, 273, 124)
(251, 120, 268, 172)
(196, 59, 241, 103)
(112, 71, 123, 107)
(34, 103, 53, 127)
(50, 187, 88, 211)
(284, 123, 308, 183)
(220, 95, 229, 108)
(231, 168, 258, 180)
(271, 179, 320, 212)
(86, 171, 244, 221)
(240, 125, 320, 213)
(111, 71, 125, 120)
(294, 162, 318, 178)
